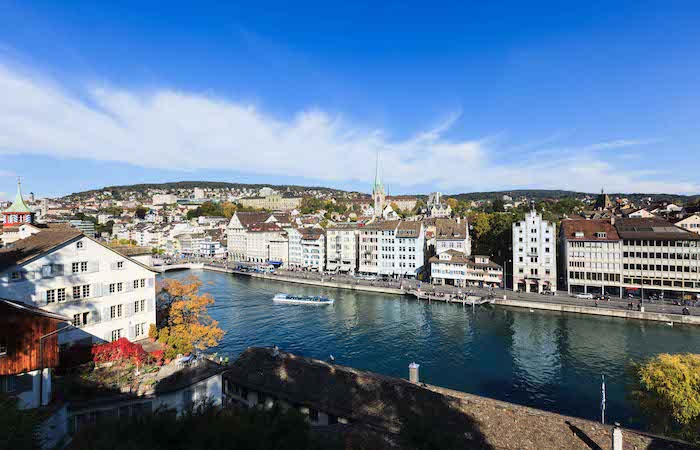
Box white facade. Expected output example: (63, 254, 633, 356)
(435, 218, 471, 255)
(430, 251, 503, 288)
(285, 227, 303, 268)
(675, 214, 700, 235)
(0, 235, 157, 346)
(359, 221, 425, 277)
(512, 210, 557, 293)
(152, 194, 178, 205)
(301, 231, 325, 271)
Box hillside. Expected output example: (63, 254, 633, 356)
(448, 189, 700, 205)
(66, 181, 352, 200)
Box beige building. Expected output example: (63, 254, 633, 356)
(674, 214, 700, 235)
(326, 223, 360, 273)
(560, 219, 622, 296)
(238, 194, 302, 211)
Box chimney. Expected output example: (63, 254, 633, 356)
(408, 362, 420, 383)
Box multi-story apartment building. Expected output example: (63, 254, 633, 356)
(617, 217, 700, 296)
(434, 218, 470, 255)
(359, 220, 425, 278)
(325, 223, 360, 273)
(226, 212, 272, 261)
(285, 227, 303, 268)
(245, 223, 285, 264)
(560, 219, 624, 297)
(268, 233, 289, 266)
(300, 228, 325, 271)
(152, 193, 178, 205)
(430, 252, 503, 288)
(0, 227, 157, 346)
(512, 209, 557, 293)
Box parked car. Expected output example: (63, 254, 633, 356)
(574, 293, 594, 299)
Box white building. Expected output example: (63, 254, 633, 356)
(674, 214, 700, 235)
(152, 194, 178, 205)
(0, 227, 157, 346)
(512, 209, 557, 293)
(300, 228, 325, 271)
(285, 227, 303, 268)
(430, 252, 503, 288)
(325, 223, 360, 273)
(359, 221, 425, 278)
(225, 212, 271, 261)
(193, 187, 206, 200)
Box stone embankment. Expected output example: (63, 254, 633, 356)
(199, 264, 700, 325)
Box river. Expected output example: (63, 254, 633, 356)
(162, 269, 700, 429)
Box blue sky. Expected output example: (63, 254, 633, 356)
(0, 1, 699, 199)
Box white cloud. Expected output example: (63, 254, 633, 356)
(0, 62, 696, 194)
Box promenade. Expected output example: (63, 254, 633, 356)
(197, 262, 700, 325)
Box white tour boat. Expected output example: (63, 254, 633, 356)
(273, 293, 335, 305)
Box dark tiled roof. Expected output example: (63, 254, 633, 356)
(362, 220, 400, 231)
(226, 347, 489, 441)
(435, 219, 467, 240)
(234, 212, 271, 228)
(560, 219, 620, 241)
(109, 245, 152, 257)
(396, 221, 421, 237)
(615, 217, 700, 241)
(0, 226, 83, 272)
(300, 228, 324, 240)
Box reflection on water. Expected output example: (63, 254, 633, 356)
(164, 270, 700, 428)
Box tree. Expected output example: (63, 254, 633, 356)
(446, 198, 459, 209)
(135, 206, 148, 219)
(155, 276, 225, 359)
(299, 197, 324, 214)
(634, 353, 700, 443)
(222, 201, 237, 219)
(0, 394, 40, 450)
(103, 206, 123, 216)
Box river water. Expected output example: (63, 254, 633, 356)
(162, 269, 700, 428)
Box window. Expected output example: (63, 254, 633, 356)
(117, 261, 124, 269)
(82, 285, 90, 298)
(111, 329, 122, 342)
(110, 305, 123, 319)
(73, 314, 82, 327)
(80, 261, 88, 272)
(133, 280, 139, 289)
(134, 299, 146, 313)
(47, 289, 56, 303)
(117, 282, 123, 292)
(72, 262, 80, 273)
(135, 323, 146, 338)
(109, 283, 116, 294)
(73, 286, 81, 299)
(57, 288, 66, 302)
(76, 241, 84, 249)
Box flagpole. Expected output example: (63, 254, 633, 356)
(601, 375, 606, 424)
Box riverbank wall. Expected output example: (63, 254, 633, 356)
(201, 265, 700, 325)
(494, 298, 700, 325)
(204, 265, 407, 296)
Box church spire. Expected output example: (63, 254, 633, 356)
(373, 150, 383, 192)
(5, 177, 32, 213)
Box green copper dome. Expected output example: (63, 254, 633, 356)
(4, 181, 32, 213)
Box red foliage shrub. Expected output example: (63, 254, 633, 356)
(150, 350, 165, 366)
(92, 338, 150, 365)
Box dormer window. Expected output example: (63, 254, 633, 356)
(10, 271, 22, 281)
(76, 241, 84, 249)
(575, 231, 584, 238)
(595, 232, 607, 238)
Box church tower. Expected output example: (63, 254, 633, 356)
(2, 179, 34, 227)
(372, 151, 386, 218)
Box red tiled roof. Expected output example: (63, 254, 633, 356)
(560, 219, 620, 241)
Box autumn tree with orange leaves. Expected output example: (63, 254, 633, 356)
(154, 275, 224, 359)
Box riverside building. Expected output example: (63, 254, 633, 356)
(560, 217, 700, 299)
(512, 208, 557, 293)
(358, 220, 425, 278)
(325, 223, 360, 273)
(0, 226, 157, 346)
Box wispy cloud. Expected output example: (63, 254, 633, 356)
(0, 61, 696, 194)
